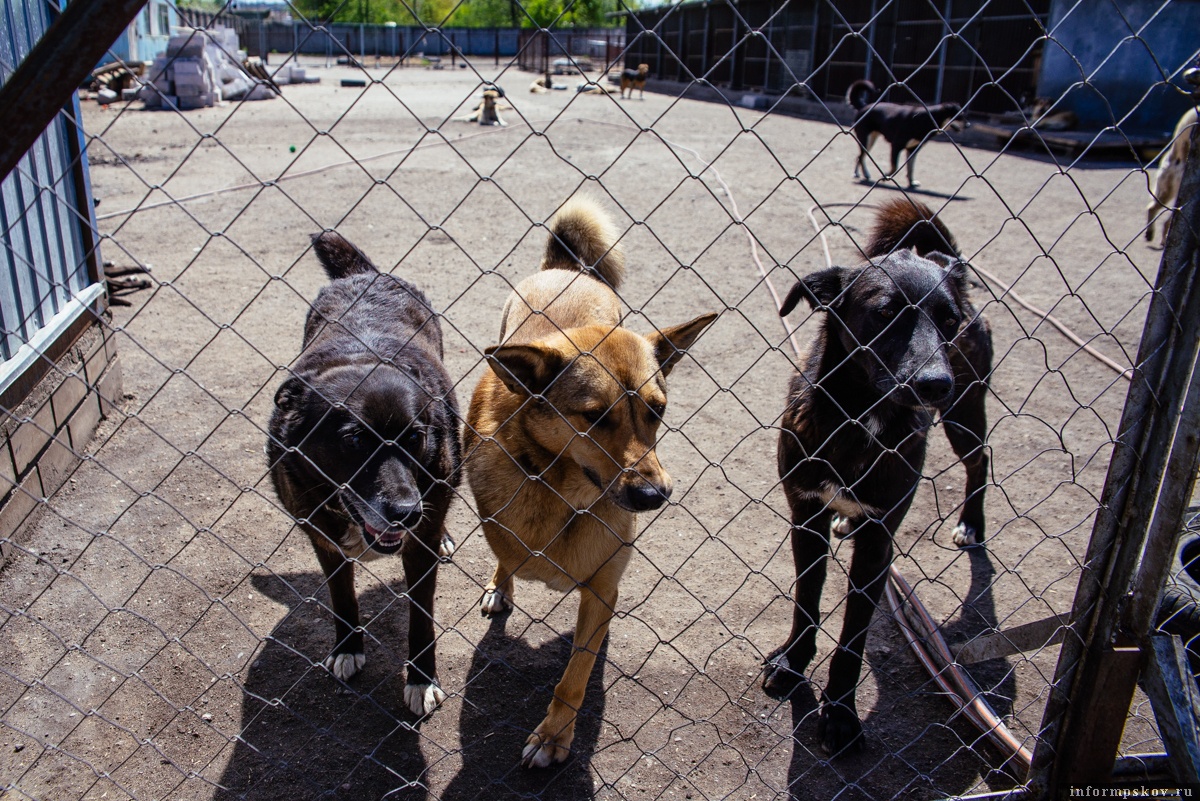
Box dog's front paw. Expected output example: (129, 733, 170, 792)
(404, 680, 446, 716)
(951, 522, 981, 548)
(908, 180, 922, 189)
(762, 650, 808, 699)
(439, 532, 456, 559)
(480, 588, 512, 617)
(521, 720, 574, 768)
(324, 651, 366, 681)
(818, 699, 864, 756)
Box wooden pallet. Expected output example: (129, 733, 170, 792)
(973, 121, 1168, 161)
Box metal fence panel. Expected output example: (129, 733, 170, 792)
(2, 0, 1200, 798)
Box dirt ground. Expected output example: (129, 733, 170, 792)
(0, 59, 1171, 800)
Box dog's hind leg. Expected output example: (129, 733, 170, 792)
(904, 148, 920, 188)
(943, 383, 989, 547)
(402, 537, 446, 715)
(312, 542, 365, 681)
(853, 129, 872, 181)
(818, 520, 894, 756)
(481, 560, 515, 616)
(763, 499, 832, 698)
(522, 574, 618, 768)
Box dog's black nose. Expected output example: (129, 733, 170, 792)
(386, 503, 424, 529)
(912, 374, 953, 405)
(624, 482, 671, 512)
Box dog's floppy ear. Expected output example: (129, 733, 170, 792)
(647, 312, 718, 376)
(780, 267, 844, 316)
(485, 343, 568, 396)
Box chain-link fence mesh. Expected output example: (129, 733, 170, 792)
(2, 0, 1199, 798)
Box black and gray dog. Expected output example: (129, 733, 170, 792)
(847, 79, 966, 188)
(267, 232, 461, 717)
(762, 198, 993, 755)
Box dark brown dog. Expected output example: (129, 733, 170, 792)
(463, 196, 716, 767)
(847, 79, 966, 188)
(267, 232, 461, 717)
(762, 198, 992, 754)
(620, 63, 649, 99)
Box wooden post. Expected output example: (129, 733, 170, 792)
(1031, 127, 1200, 793)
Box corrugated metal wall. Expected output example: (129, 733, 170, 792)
(0, 0, 100, 361)
(624, 0, 1050, 114)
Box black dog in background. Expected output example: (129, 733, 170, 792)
(847, 79, 966, 188)
(763, 198, 992, 755)
(268, 232, 461, 717)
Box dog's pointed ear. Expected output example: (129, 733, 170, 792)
(647, 312, 718, 376)
(274, 375, 307, 411)
(780, 267, 844, 316)
(485, 343, 568, 396)
(925, 252, 968, 282)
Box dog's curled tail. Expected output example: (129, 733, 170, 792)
(846, 79, 879, 111)
(865, 198, 960, 259)
(311, 231, 379, 280)
(541, 196, 626, 288)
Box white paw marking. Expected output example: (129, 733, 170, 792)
(952, 523, 979, 548)
(480, 589, 511, 616)
(404, 681, 446, 716)
(830, 514, 855, 539)
(324, 651, 366, 681)
(439, 532, 455, 559)
(521, 740, 555, 769)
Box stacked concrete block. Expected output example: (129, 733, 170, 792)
(139, 26, 277, 110)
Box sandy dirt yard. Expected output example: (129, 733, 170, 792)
(0, 58, 1171, 800)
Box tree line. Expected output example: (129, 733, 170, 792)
(289, 0, 621, 27)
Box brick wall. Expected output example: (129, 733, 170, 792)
(0, 320, 121, 564)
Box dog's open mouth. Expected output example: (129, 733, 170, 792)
(342, 497, 408, 554)
(362, 522, 406, 553)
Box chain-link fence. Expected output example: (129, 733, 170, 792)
(3, 0, 1200, 798)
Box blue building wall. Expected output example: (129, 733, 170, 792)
(105, 0, 178, 63)
(1038, 0, 1200, 134)
(0, 0, 101, 361)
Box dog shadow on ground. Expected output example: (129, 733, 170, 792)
(214, 571, 430, 801)
(860, 179, 972, 201)
(783, 546, 1019, 799)
(438, 613, 607, 801)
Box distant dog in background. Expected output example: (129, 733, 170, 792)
(846, 79, 966, 188)
(268, 232, 461, 718)
(1146, 66, 1200, 246)
(620, 63, 649, 99)
(460, 87, 507, 126)
(762, 199, 992, 755)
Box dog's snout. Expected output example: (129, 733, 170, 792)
(911, 373, 953, 405)
(623, 481, 672, 512)
(386, 502, 423, 530)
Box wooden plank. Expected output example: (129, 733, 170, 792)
(1141, 635, 1200, 783)
(953, 614, 1071, 664)
(1061, 646, 1145, 784)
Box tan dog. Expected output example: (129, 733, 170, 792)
(1147, 67, 1200, 245)
(459, 89, 506, 126)
(463, 196, 716, 768)
(619, 64, 649, 99)
(1147, 107, 1197, 245)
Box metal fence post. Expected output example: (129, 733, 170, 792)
(1030, 126, 1200, 792)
